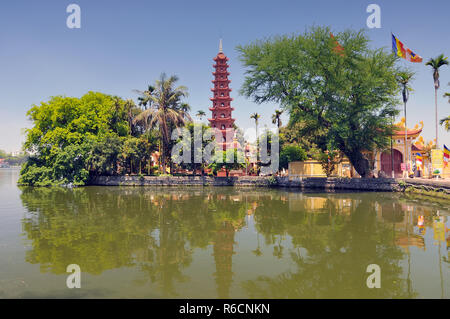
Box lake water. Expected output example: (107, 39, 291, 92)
(0, 168, 448, 298)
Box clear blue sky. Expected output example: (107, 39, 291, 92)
(0, 0, 449, 152)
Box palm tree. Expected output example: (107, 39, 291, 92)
(397, 71, 414, 175)
(440, 88, 450, 131)
(425, 54, 449, 147)
(250, 112, 261, 162)
(271, 109, 283, 128)
(440, 116, 450, 131)
(250, 112, 260, 140)
(134, 73, 189, 173)
(250, 113, 261, 165)
(180, 103, 192, 121)
(196, 110, 206, 121)
(134, 85, 155, 110)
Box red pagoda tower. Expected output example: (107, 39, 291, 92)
(209, 40, 235, 149)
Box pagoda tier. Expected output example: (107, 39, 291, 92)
(208, 40, 236, 149)
(209, 107, 235, 111)
(208, 117, 236, 123)
(211, 88, 233, 92)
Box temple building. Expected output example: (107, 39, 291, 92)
(375, 119, 424, 178)
(209, 40, 236, 150)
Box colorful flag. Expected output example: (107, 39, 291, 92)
(416, 153, 423, 170)
(330, 32, 344, 56)
(392, 34, 423, 63)
(444, 144, 450, 167)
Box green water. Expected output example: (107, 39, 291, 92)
(0, 168, 449, 298)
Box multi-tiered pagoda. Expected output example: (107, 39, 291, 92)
(209, 40, 235, 149)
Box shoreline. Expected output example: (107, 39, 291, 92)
(88, 175, 450, 195)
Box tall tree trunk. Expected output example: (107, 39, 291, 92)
(161, 141, 166, 174)
(346, 150, 370, 178)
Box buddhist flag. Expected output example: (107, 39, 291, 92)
(416, 153, 423, 170)
(330, 32, 344, 56)
(444, 144, 450, 167)
(392, 34, 423, 63)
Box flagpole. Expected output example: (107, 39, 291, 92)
(391, 116, 394, 178)
(435, 89, 438, 149)
(392, 32, 422, 178)
(404, 100, 408, 178)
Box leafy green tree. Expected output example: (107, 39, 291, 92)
(120, 137, 139, 174)
(425, 54, 448, 146)
(19, 92, 132, 185)
(279, 144, 307, 170)
(85, 135, 123, 176)
(238, 26, 402, 177)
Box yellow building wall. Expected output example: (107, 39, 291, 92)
(431, 149, 450, 178)
(289, 161, 326, 178)
(288, 160, 351, 178)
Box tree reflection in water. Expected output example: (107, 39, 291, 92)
(19, 186, 443, 298)
(245, 194, 418, 298)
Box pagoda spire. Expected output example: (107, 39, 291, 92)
(209, 41, 236, 150)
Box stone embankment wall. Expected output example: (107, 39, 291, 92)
(89, 176, 402, 191)
(399, 178, 450, 195)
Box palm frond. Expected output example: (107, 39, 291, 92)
(440, 116, 450, 131)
